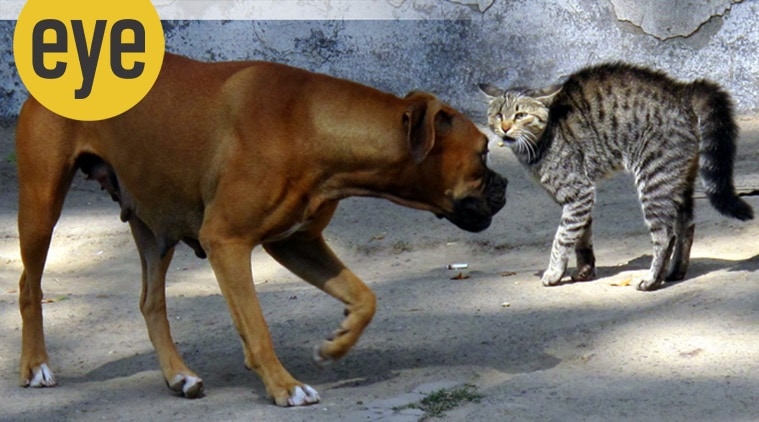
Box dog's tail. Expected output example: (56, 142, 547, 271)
(690, 80, 753, 221)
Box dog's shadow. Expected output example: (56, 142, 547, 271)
(541, 253, 759, 289)
(62, 253, 759, 399)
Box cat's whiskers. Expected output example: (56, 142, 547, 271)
(511, 135, 527, 157)
(519, 131, 538, 162)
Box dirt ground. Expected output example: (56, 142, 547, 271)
(0, 116, 757, 422)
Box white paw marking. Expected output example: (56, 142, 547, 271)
(29, 363, 56, 387)
(287, 385, 320, 406)
(170, 374, 203, 397)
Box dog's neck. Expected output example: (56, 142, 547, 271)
(314, 135, 429, 211)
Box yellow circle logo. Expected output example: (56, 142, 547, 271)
(13, 0, 165, 121)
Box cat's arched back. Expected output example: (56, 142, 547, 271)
(481, 62, 752, 291)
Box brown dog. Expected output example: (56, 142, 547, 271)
(15, 53, 507, 406)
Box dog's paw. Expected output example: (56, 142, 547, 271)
(312, 344, 334, 368)
(168, 373, 204, 398)
(25, 363, 56, 388)
(287, 385, 320, 406)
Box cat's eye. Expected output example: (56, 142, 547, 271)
(514, 112, 527, 120)
(496, 112, 503, 120)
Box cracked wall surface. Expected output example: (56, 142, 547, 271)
(610, 0, 742, 39)
(1, 0, 758, 122)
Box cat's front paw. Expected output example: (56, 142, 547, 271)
(571, 264, 596, 281)
(541, 269, 564, 286)
(636, 278, 664, 291)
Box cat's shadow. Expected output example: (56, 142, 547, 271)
(537, 253, 759, 290)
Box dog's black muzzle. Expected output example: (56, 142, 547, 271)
(444, 170, 508, 232)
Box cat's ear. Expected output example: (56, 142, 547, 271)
(531, 84, 562, 106)
(478, 83, 504, 98)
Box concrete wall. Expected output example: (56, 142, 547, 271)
(1, 0, 757, 123)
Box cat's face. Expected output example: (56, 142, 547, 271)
(479, 84, 560, 159)
(487, 93, 548, 142)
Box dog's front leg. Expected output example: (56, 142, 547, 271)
(200, 233, 319, 406)
(263, 235, 377, 366)
(129, 218, 203, 398)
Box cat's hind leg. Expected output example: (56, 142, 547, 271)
(636, 181, 679, 291)
(666, 185, 696, 281)
(571, 216, 596, 281)
(639, 228, 676, 291)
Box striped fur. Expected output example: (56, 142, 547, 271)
(481, 62, 753, 291)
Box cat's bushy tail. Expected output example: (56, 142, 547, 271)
(690, 80, 754, 221)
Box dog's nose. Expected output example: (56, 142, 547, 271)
(450, 196, 494, 232)
(485, 171, 508, 214)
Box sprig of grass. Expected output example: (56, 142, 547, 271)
(395, 384, 483, 419)
(392, 240, 412, 253)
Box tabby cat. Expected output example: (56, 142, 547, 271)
(480, 62, 753, 291)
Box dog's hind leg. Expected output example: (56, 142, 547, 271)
(16, 104, 77, 388)
(263, 234, 377, 366)
(129, 217, 204, 398)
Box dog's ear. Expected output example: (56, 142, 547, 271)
(403, 92, 449, 164)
